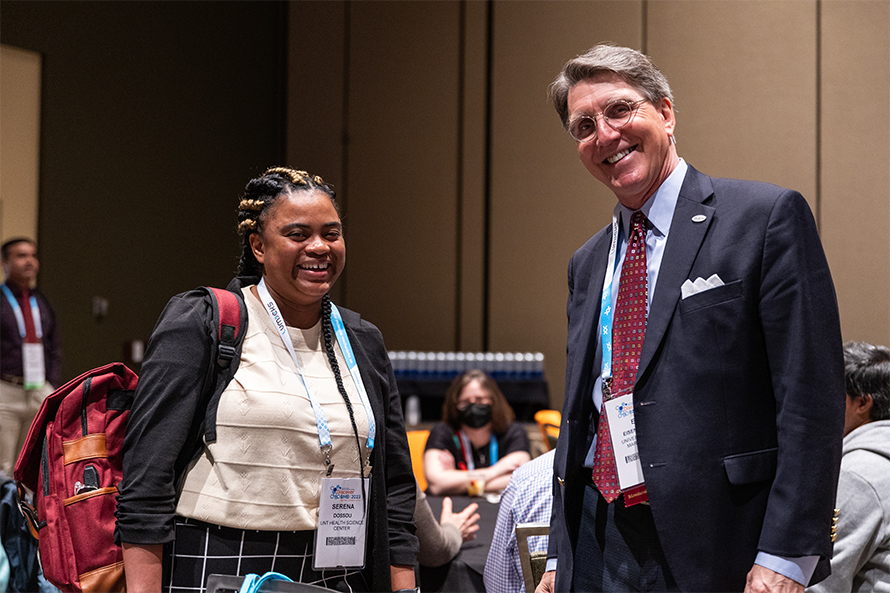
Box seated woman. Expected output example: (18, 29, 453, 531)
(423, 370, 531, 495)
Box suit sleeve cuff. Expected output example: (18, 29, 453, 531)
(754, 552, 819, 586)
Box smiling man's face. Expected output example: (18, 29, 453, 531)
(567, 72, 678, 210)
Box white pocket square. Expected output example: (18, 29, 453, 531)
(681, 274, 724, 299)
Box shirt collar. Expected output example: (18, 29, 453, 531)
(618, 158, 688, 237)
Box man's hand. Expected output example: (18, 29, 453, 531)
(439, 496, 480, 541)
(535, 569, 555, 593)
(744, 564, 804, 593)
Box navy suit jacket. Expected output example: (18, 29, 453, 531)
(548, 166, 845, 591)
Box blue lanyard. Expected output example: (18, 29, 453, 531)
(2, 285, 42, 339)
(329, 303, 376, 451)
(256, 280, 376, 465)
(598, 206, 622, 386)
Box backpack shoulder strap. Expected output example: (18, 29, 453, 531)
(200, 287, 248, 443)
(207, 287, 243, 369)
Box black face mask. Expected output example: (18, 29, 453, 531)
(459, 403, 493, 429)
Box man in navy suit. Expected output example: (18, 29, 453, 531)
(537, 45, 845, 593)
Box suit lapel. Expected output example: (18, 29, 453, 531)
(637, 167, 715, 379)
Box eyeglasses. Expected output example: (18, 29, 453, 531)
(567, 99, 647, 143)
(457, 397, 491, 411)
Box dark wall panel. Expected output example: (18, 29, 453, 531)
(1, 1, 287, 380)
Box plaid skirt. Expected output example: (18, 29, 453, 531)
(164, 517, 369, 593)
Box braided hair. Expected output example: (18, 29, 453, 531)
(237, 166, 338, 277)
(322, 294, 367, 480)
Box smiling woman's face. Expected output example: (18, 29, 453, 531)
(249, 189, 345, 312)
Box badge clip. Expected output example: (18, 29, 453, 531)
(323, 444, 334, 477)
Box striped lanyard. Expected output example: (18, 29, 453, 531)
(454, 430, 499, 471)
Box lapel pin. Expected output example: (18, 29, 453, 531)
(692, 214, 707, 223)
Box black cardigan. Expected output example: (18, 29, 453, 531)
(115, 278, 417, 591)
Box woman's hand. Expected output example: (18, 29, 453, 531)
(439, 497, 480, 542)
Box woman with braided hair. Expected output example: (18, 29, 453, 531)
(116, 167, 418, 593)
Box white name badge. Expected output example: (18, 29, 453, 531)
(314, 477, 370, 570)
(23, 343, 46, 390)
(604, 393, 644, 490)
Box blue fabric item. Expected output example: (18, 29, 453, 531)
(238, 571, 294, 593)
(0, 479, 39, 592)
(0, 538, 9, 592)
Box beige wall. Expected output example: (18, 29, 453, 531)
(488, 1, 643, 408)
(821, 0, 890, 346)
(287, 0, 890, 410)
(0, 44, 41, 254)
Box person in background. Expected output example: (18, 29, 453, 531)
(484, 449, 555, 593)
(414, 484, 480, 567)
(808, 341, 890, 593)
(116, 167, 417, 593)
(423, 370, 531, 495)
(0, 238, 61, 476)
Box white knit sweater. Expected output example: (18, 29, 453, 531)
(176, 287, 371, 531)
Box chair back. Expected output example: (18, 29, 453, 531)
(406, 429, 430, 491)
(516, 522, 550, 593)
(534, 409, 561, 451)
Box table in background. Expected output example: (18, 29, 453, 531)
(419, 495, 501, 593)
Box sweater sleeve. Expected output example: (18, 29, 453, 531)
(807, 466, 883, 593)
(414, 485, 461, 567)
(115, 290, 216, 545)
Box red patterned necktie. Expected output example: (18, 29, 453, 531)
(593, 211, 648, 503)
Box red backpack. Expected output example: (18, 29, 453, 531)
(13, 287, 245, 592)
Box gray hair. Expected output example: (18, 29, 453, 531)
(843, 341, 890, 422)
(549, 43, 674, 128)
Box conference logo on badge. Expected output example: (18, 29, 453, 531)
(616, 401, 634, 419)
(330, 485, 359, 500)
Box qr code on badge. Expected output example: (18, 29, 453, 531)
(326, 536, 356, 546)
